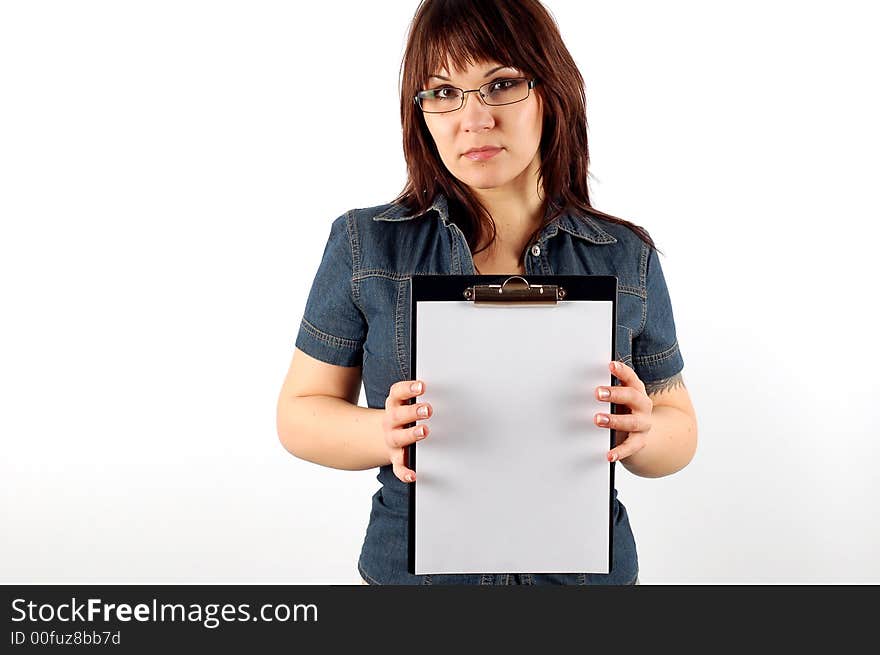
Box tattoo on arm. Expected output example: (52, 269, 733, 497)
(644, 372, 685, 397)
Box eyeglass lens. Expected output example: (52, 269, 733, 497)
(418, 79, 530, 113)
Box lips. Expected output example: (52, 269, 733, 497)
(463, 146, 503, 161)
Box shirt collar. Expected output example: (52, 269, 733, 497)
(372, 193, 617, 245)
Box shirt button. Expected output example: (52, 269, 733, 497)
(531, 244, 541, 257)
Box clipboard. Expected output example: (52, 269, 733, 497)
(407, 274, 618, 575)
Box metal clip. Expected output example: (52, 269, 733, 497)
(463, 276, 566, 304)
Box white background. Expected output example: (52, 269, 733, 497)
(2, 0, 877, 584)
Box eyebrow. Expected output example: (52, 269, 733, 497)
(429, 65, 516, 82)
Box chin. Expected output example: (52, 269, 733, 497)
(456, 169, 513, 190)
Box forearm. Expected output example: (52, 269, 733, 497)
(276, 395, 391, 470)
(620, 405, 697, 478)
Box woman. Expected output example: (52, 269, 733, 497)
(276, 0, 698, 585)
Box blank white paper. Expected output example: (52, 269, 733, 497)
(414, 299, 613, 574)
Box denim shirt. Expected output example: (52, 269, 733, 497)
(295, 193, 684, 585)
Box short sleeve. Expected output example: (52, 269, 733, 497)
(631, 244, 685, 384)
(294, 213, 367, 367)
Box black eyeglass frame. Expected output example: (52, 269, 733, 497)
(413, 77, 538, 114)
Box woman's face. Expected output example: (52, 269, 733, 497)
(421, 59, 543, 193)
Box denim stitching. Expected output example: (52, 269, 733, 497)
(634, 339, 680, 365)
(354, 269, 426, 281)
(523, 573, 533, 585)
(555, 215, 617, 244)
(300, 319, 361, 350)
(618, 284, 645, 299)
(542, 224, 559, 241)
(395, 278, 409, 380)
(480, 574, 494, 585)
(347, 211, 364, 308)
(637, 243, 650, 337)
(577, 573, 587, 585)
(422, 575, 433, 585)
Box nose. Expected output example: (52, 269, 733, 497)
(459, 90, 495, 132)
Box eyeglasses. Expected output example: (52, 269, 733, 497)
(414, 77, 537, 114)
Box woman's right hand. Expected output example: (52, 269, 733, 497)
(382, 379, 432, 483)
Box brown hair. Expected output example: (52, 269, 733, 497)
(392, 0, 660, 259)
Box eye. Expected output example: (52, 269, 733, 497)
(488, 79, 518, 93)
(433, 86, 459, 100)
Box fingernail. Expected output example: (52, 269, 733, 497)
(411, 382, 422, 393)
(415, 426, 424, 437)
(417, 405, 428, 418)
(407, 473, 415, 482)
(610, 362, 618, 371)
(597, 414, 610, 426)
(598, 387, 610, 400)
(609, 452, 617, 462)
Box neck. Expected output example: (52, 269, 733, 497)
(469, 155, 546, 254)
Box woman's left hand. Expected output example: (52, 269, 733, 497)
(594, 361, 654, 462)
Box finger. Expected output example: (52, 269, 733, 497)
(595, 385, 652, 414)
(394, 463, 417, 483)
(609, 361, 645, 392)
(388, 423, 429, 449)
(396, 401, 431, 427)
(386, 380, 419, 410)
(398, 379, 425, 401)
(389, 447, 405, 468)
(389, 448, 417, 482)
(389, 402, 430, 430)
(395, 465, 417, 483)
(608, 432, 647, 462)
(594, 410, 651, 434)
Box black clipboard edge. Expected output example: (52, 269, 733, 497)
(407, 274, 618, 577)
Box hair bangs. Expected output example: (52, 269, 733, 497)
(417, 1, 529, 87)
